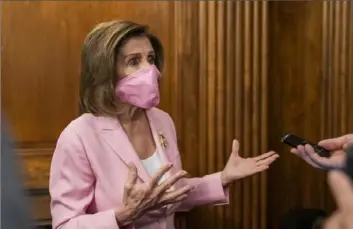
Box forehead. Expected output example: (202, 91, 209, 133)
(120, 36, 154, 55)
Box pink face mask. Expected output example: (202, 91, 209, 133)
(115, 65, 161, 109)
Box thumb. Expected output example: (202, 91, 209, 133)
(123, 163, 137, 205)
(319, 135, 348, 150)
(126, 163, 138, 185)
(232, 139, 240, 157)
(343, 140, 353, 150)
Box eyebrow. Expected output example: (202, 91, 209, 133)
(123, 51, 155, 59)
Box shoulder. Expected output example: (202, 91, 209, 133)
(57, 113, 98, 144)
(149, 108, 177, 138)
(53, 114, 101, 163)
(149, 108, 174, 124)
(51, 115, 95, 176)
(67, 113, 97, 131)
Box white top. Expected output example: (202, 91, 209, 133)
(141, 151, 168, 184)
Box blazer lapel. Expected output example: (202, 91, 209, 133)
(146, 110, 172, 165)
(146, 110, 186, 213)
(146, 109, 183, 185)
(97, 116, 150, 182)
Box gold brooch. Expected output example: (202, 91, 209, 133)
(158, 131, 168, 149)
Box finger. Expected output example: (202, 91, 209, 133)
(149, 164, 173, 189)
(297, 144, 305, 153)
(257, 164, 269, 171)
(296, 145, 322, 168)
(290, 148, 300, 155)
(256, 154, 279, 166)
(126, 163, 138, 185)
(151, 194, 189, 210)
(343, 140, 353, 150)
(304, 144, 333, 168)
(328, 170, 353, 210)
(155, 170, 188, 194)
(232, 139, 240, 157)
(144, 208, 164, 217)
(123, 163, 138, 204)
(162, 194, 188, 205)
(160, 185, 194, 204)
(241, 164, 270, 177)
(319, 135, 350, 150)
(254, 151, 277, 162)
(252, 165, 270, 175)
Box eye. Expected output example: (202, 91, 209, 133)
(128, 57, 139, 67)
(147, 55, 155, 64)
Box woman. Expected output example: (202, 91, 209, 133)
(49, 20, 279, 229)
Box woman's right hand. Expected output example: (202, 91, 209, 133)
(115, 163, 194, 226)
(290, 134, 353, 170)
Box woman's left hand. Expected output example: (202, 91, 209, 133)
(220, 139, 279, 186)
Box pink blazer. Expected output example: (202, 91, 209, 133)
(50, 108, 229, 229)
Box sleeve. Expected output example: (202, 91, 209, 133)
(49, 126, 124, 229)
(175, 160, 230, 212)
(165, 114, 230, 212)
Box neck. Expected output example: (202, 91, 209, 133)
(117, 104, 145, 124)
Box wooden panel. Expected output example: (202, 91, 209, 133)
(2, 1, 269, 229)
(1, 1, 173, 143)
(171, 2, 268, 229)
(321, 0, 353, 210)
(20, 150, 52, 189)
(267, 2, 326, 228)
(267, 1, 353, 228)
(31, 194, 51, 223)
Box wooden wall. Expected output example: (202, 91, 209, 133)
(267, 1, 353, 228)
(173, 2, 268, 229)
(1, 1, 353, 229)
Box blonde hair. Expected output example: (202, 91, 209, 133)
(79, 20, 164, 116)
